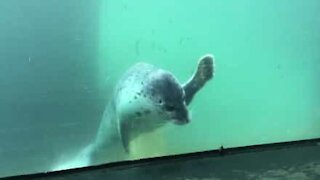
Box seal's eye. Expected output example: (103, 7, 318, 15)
(165, 105, 175, 111)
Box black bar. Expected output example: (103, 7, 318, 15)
(3, 138, 320, 180)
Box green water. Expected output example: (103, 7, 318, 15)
(0, 0, 319, 178)
(98, 0, 320, 156)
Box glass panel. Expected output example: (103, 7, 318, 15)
(0, 0, 319, 178)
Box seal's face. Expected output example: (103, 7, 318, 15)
(145, 70, 190, 125)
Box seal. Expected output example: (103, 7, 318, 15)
(52, 54, 215, 170)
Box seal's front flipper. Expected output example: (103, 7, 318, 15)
(119, 119, 131, 154)
(183, 54, 215, 105)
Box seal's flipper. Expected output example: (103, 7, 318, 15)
(119, 119, 131, 153)
(183, 54, 215, 105)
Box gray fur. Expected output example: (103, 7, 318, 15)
(79, 54, 214, 166)
(52, 54, 215, 171)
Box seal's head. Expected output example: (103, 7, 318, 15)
(145, 69, 190, 125)
(116, 67, 191, 153)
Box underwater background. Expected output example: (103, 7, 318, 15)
(0, 0, 319, 178)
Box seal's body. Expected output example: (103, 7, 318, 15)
(53, 54, 215, 170)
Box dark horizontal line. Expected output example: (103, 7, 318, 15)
(4, 137, 320, 179)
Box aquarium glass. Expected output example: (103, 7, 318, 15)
(0, 0, 319, 178)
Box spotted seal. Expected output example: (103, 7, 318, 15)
(53, 54, 215, 170)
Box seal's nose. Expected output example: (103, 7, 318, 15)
(182, 117, 190, 124)
(172, 110, 190, 125)
(169, 103, 190, 125)
(173, 118, 189, 125)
